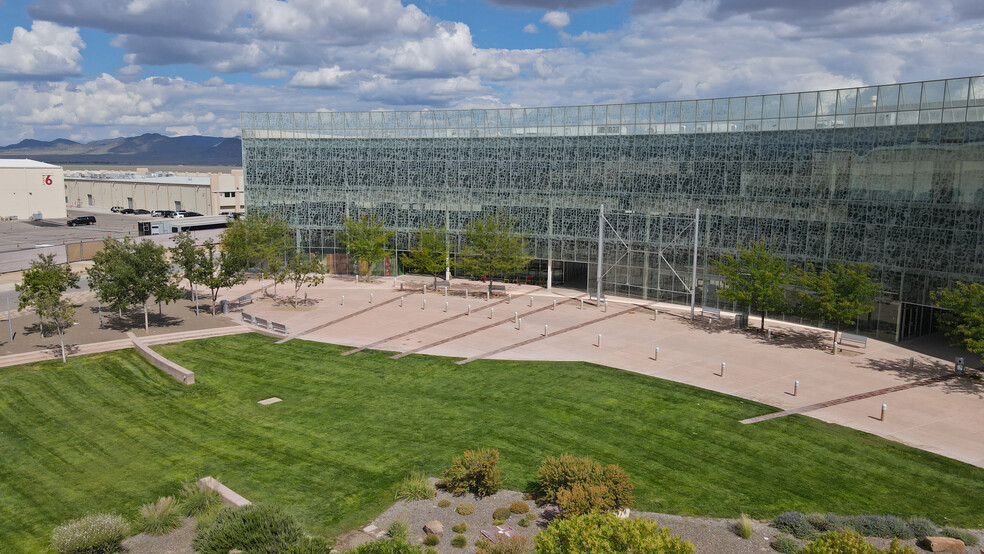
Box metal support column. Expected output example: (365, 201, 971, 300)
(596, 204, 604, 303)
(689, 208, 700, 320)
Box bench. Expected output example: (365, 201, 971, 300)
(237, 294, 253, 305)
(701, 306, 721, 319)
(253, 316, 270, 330)
(241, 312, 255, 324)
(271, 322, 288, 334)
(490, 285, 506, 291)
(838, 332, 868, 349)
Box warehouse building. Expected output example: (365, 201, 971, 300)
(242, 76, 984, 342)
(65, 169, 245, 216)
(0, 159, 66, 220)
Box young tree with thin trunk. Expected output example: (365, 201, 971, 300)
(220, 213, 293, 284)
(89, 238, 182, 332)
(337, 214, 394, 277)
(711, 239, 792, 330)
(932, 281, 984, 363)
(284, 251, 327, 306)
(194, 239, 248, 315)
(401, 226, 449, 288)
(798, 261, 881, 349)
(456, 213, 533, 295)
(16, 253, 79, 362)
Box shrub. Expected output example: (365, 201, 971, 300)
(387, 520, 409, 541)
(438, 499, 451, 508)
(493, 507, 513, 521)
(735, 513, 754, 539)
(139, 496, 182, 535)
(843, 515, 913, 539)
(452, 534, 468, 548)
(774, 511, 818, 540)
(518, 518, 530, 528)
(771, 534, 802, 554)
(424, 533, 440, 546)
(192, 503, 304, 554)
(535, 453, 634, 518)
(51, 513, 129, 554)
(940, 527, 979, 546)
(350, 537, 420, 554)
(395, 471, 436, 501)
(476, 536, 532, 554)
(905, 517, 936, 539)
(452, 522, 468, 533)
(178, 481, 221, 517)
(534, 512, 695, 554)
(424, 549, 438, 554)
(801, 530, 876, 554)
(439, 448, 501, 497)
(285, 536, 335, 553)
(807, 513, 844, 533)
(882, 540, 917, 554)
(509, 501, 529, 514)
(456, 502, 475, 516)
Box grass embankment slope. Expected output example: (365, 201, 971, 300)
(1, 333, 983, 551)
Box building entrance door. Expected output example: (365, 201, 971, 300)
(897, 302, 944, 342)
(127, 197, 134, 209)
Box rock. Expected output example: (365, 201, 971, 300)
(923, 536, 966, 552)
(424, 520, 444, 535)
(616, 508, 631, 519)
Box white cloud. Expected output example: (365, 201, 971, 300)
(381, 22, 479, 78)
(0, 21, 84, 80)
(288, 66, 354, 88)
(255, 68, 289, 80)
(203, 76, 226, 86)
(523, 23, 539, 33)
(165, 125, 201, 136)
(541, 10, 571, 29)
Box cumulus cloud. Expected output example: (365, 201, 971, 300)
(541, 10, 571, 29)
(0, 21, 84, 80)
(380, 22, 479, 78)
(486, 0, 614, 8)
(288, 66, 354, 88)
(523, 23, 539, 33)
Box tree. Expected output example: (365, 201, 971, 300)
(283, 251, 327, 305)
(169, 231, 199, 290)
(932, 281, 984, 362)
(798, 261, 881, 349)
(337, 214, 394, 277)
(401, 226, 449, 288)
(220, 213, 293, 283)
(88, 237, 182, 332)
(16, 253, 79, 362)
(194, 239, 248, 315)
(711, 239, 792, 330)
(456, 213, 533, 295)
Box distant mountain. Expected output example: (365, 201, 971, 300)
(0, 133, 242, 165)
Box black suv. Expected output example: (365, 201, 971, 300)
(133, 209, 150, 215)
(120, 208, 135, 214)
(67, 216, 96, 226)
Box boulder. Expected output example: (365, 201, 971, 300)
(923, 536, 966, 552)
(615, 508, 631, 519)
(424, 520, 444, 535)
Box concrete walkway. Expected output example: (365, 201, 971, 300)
(216, 275, 984, 469)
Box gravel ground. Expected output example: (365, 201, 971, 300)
(121, 516, 196, 554)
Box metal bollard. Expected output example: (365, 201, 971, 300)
(356, 275, 359, 283)
(514, 311, 519, 323)
(580, 298, 584, 310)
(553, 300, 557, 310)
(517, 318, 522, 330)
(369, 293, 373, 304)
(422, 299, 426, 310)
(400, 296, 404, 307)
(489, 307, 494, 319)
(465, 289, 469, 298)
(467, 304, 471, 315)
(833, 341, 838, 355)
(720, 362, 726, 376)
(529, 296, 533, 307)
(423, 285, 427, 294)
(653, 309, 657, 321)
(400, 282, 403, 290)
(881, 403, 887, 421)
(507, 293, 512, 304)
(794, 380, 799, 396)
(604, 300, 608, 312)
(653, 346, 659, 361)
(543, 324, 549, 337)
(909, 357, 914, 370)
(486, 291, 490, 301)
(444, 286, 448, 297)
(341, 295, 345, 306)
(596, 334, 602, 347)
(444, 301, 448, 312)
(768, 328, 773, 340)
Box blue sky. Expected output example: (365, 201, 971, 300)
(0, 0, 981, 144)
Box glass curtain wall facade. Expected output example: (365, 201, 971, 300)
(242, 76, 984, 342)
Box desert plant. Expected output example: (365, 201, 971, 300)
(771, 534, 802, 554)
(395, 471, 436, 501)
(535, 512, 695, 554)
(387, 520, 409, 541)
(424, 549, 438, 554)
(452, 522, 468, 533)
(476, 535, 532, 554)
(192, 503, 304, 554)
(452, 534, 467, 548)
(735, 513, 754, 539)
(424, 533, 440, 546)
(285, 536, 335, 553)
(439, 448, 502, 497)
(493, 507, 512, 521)
(509, 501, 529, 514)
(456, 502, 476, 516)
(535, 453, 634, 518)
(350, 536, 420, 554)
(51, 513, 129, 554)
(774, 511, 818, 540)
(494, 518, 506, 526)
(139, 495, 181, 535)
(807, 513, 844, 533)
(905, 517, 936, 539)
(518, 518, 530, 528)
(438, 499, 451, 508)
(940, 527, 979, 546)
(801, 530, 876, 554)
(178, 481, 221, 517)
(882, 539, 918, 554)
(843, 515, 913, 539)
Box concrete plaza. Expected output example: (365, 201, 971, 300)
(220, 275, 984, 469)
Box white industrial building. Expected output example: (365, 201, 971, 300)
(65, 169, 245, 216)
(0, 159, 67, 220)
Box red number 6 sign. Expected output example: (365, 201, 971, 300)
(43, 175, 53, 186)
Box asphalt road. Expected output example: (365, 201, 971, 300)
(0, 208, 151, 253)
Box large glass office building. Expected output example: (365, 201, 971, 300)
(242, 76, 984, 342)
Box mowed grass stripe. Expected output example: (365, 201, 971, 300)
(0, 333, 982, 552)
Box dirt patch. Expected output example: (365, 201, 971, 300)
(122, 516, 196, 554)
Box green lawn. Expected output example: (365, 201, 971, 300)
(2, 333, 984, 551)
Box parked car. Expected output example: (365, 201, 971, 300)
(120, 208, 135, 214)
(67, 215, 97, 226)
(183, 211, 203, 217)
(158, 210, 176, 218)
(110, 206, 123, 213)
(151, 210, 165, 217)
(133, 209, 150, 215)
(173, 211, 185, 218)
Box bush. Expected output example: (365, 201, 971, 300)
(439, 448, 502, 497)
(509, 501, 530, 514)
(518, 518, 530, 528)
(452, 534, 468, 548)
(807, 513, 844, 533)
(735, 513, 754, 539)
(387, 520, 409, 541)
(534, 512, 695, 554)
(801, 530, 876, 554)
(456, 502, 475, 516)
(438, 499, 451, 508)
(192, 503, 304, 554)
(774, 512, 818, 540)
(882, 540, 917, 554)
(493, 507, 513, 521)
(395, 471, 436, 501)
(51, 513, 129, 554)
(940, 527, 979, 546)
(771, 534, 802, 554)
(285, 536, 335, 553)
(476, 536, 532, 554)
(452, 522, 468, 533)
(350, 537, 420, 554)
(535, 453, 634, 518)
(905, 517, 936, 540)
(139, 496, 182, 535)
(843, 515, 913, 539)
(178, 481, 221, 517)
(424, 533, 440, 546)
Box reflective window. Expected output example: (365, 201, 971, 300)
(728, 97, 745, 120)
(921, 81, 945, 109)
(798, 92, 818, 116)
(697, 100, 713, 121)
(877, 85, 899, 112)
(945, 78, 969, 108)
(713, 98, 729, 120)
(780, 94, 799, 117)
(745, 96, 763, 119)
(763, 95, 781, 118)
(837, 89, 857, 114)
(858, 87, 878, 113)
(681, 101, 697, 122)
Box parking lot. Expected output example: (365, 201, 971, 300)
(0, 208, 152, 253)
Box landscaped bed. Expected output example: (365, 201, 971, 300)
(2, 333, 984, 551)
